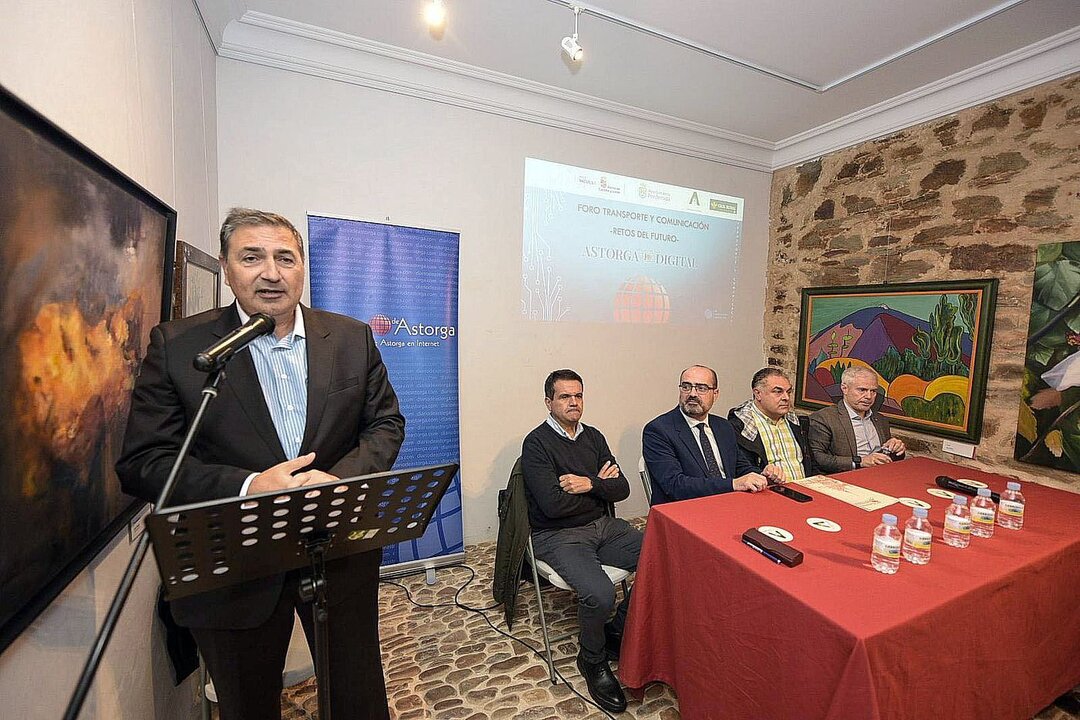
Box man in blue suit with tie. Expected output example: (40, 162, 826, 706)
(643, 365, 782, 504)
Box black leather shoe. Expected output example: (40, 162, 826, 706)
(576, 653, 628, 713)
(604, 622, 623, 661)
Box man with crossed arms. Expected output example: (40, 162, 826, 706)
(521, 369, 641, 714)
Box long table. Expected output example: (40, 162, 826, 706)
(619, 457, 1080, 720)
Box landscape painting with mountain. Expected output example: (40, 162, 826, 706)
(795, 280, 998, 442)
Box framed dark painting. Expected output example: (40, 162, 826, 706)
(1015, 241, 1080, 473)
(795, 279, 998, 442)
(172, 240, 220, 319)
(0, 85, 176, 653)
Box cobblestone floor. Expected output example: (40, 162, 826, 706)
(279, 528, 671, 720)
(275, 523, 1079, 720)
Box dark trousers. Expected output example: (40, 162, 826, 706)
(191, 551, 388, 720)
(532, 515, 643, 663)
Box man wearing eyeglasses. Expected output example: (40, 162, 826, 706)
(521, 369, 642, 714)
(643, 365, 781, 505)
(727, 368, 812, 482)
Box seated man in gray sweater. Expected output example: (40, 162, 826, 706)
(521, 369, 643, 714)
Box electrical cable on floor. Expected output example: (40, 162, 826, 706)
(380, 563, 619, 720)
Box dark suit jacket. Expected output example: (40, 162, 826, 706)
(726, 403, 813, 478)
(807, 402, 896, 474)
(116, 304, 405, 629)
(642, 406, 757, 505)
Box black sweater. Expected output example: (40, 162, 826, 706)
(521, 422, 630, 530)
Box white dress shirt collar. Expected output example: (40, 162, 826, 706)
(546, 414, 587, 441)
(680, 410, 710, 429)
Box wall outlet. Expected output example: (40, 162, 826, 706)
(942, 439, 977, 458)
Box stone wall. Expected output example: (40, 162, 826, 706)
(767, 73, 1080, 489)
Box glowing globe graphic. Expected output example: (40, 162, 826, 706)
(370, 314, 393, 335)
(614, 275, 671, 324)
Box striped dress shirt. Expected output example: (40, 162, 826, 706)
(238, 304, 308, 460)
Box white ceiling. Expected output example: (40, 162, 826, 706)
(196, 0, 1080, 168)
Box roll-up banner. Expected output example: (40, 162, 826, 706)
(308, 214, 463, 574)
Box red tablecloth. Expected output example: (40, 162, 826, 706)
(619, 457, 1080, 720)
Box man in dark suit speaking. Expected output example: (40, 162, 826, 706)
(116, 208, 405, 720)
(643, 365, 781, 504)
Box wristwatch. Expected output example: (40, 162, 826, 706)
(853, 456, 862, 469)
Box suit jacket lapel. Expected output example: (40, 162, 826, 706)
(674, 411, 709, 475)
(300, 307, 333, 454)
(214, 307, 286, 462)
(837, 403, 859, 457)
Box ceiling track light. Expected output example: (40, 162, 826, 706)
(561, 6, 584, 62)
(544, 0, 817, 91)
(424, 0, 447, 29)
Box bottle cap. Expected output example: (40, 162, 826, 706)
(882, 513, 897, 525)
(951, 495, 967, 505)
(913, 507, 928, 518)
(977, 488, 991, 497)
(1006, 481, 1021, 491)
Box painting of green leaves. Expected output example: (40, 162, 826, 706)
(795, 280, 998, 442)
(1015, 242, 1080, 473)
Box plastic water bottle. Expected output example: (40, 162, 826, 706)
(998, 481, 1026, 530)
(943, 495, 971, 548)
(902, 507, 932, 564)
(871, 513, 902, 574)
(970, 488, 996, 538)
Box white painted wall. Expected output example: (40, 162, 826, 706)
(217, 59, 773, 542)
(0, 0, 217, 717)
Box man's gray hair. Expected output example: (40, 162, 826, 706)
(841, 365, 878, 386)
(219, 207, 304, 259)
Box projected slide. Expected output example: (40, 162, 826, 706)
(521, 158, 743, 324)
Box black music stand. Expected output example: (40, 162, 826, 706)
(145, 463, 459, 720)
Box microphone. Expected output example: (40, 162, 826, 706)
(935, 475, 1000, 503)
(193, 313, 276, 372)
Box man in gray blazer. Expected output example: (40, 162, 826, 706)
(808, 366, 905, 474)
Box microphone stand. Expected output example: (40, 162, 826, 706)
(63, 369, 225, 720)
(298, 536, 333, 720)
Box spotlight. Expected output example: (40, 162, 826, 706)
(424, 0, 446, 29)
(561, 6, 584, 62)
(561, 35, 584, 62)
